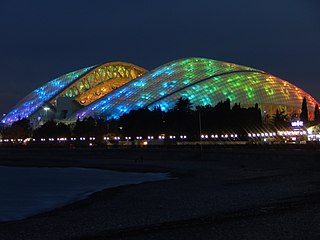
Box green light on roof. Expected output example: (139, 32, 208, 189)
(201, 98, 211, 106)
(227, 95, 234, 101)
(265, 86, 275, 96)
(183, 80, 191, 84)
(188, 94, 195, 100)
(141, 94, 151, 100)
(244, 87, 255, 99)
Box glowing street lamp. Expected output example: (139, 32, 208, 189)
(43, 107, 50, 122)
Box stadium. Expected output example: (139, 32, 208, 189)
(1, 58, 319, 126)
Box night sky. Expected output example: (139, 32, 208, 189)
(1, 0, 319, 115)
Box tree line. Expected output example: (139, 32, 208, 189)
(1, 97, 318, 141)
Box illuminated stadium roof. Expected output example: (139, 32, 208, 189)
(2, 58, 319, 125)
(69, 58, 319, 120)
(2, 62, 148, 124)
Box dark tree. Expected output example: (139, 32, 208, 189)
(272, 109, 289, 128)
(173, 97, 193, 112)
(96, 118, 109, 138)
(300, 97, 308, 122)
(33, 121, 71, 138)
(73, 117, 97, 137)
(2, 118, 32, 139)
(119, 107, 164, 136)
(166, 98, 197, 138)
(314, 104, 320, 122)
(195, 100, 261, 135)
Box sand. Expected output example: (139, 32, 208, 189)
(0, 146, 320, 239)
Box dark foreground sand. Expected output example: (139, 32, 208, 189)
(1, 146, 320, 240)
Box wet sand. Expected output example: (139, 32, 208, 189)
(0, 146, 320, 239)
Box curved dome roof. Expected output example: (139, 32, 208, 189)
(1, 66, 95, 124)
(2, 62, 147, 124)
(69, 58, 319, 120)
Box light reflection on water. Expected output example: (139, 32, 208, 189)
(0, 166, 168, 222)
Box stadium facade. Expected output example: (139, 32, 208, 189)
(1, 58, 319, 126)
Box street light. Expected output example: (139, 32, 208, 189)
(43, 107, 50, 122)
(198, 109, 203, 152)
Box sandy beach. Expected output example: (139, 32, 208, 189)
(0, 146, 320, 239)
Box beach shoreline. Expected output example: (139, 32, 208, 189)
(1, 147, 320, 239)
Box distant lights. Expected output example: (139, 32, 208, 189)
(277, 130, 307, 136)
(291, 120, 304, 127)
(248, 132, 277, 138)
(57, 137, 67, 141)
(200, 133, 240, 140)
(0, 128, 314, 145)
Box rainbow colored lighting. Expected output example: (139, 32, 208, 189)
(2, 66, 95, 124)
(2, 58, 319, 125)
(69, 58, 319, 120)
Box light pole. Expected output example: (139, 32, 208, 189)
(198, 109, 203, 153)
(43, 107, 50, 122)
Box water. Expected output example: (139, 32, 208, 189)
(0, 166, 169, 222)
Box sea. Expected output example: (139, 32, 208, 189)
(0, 166, 168, 222)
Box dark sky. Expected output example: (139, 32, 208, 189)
(1, 0, 319, 114)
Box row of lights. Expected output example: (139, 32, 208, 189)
(0, 135, 189, 143)
(277, 131, 307, 136)
(201, 134, 238, 139)
(0, 137, 98, 143)
(248, 132, 277, 138)
(308, 135, 320, 141)
(0, 138, 25, 143)
(34, 137, 97, 142)
(1, 134, 238, 143)
(0, 133, 315, 144)
(104, 135, 188, 141)
(1, 131, 309, 143)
